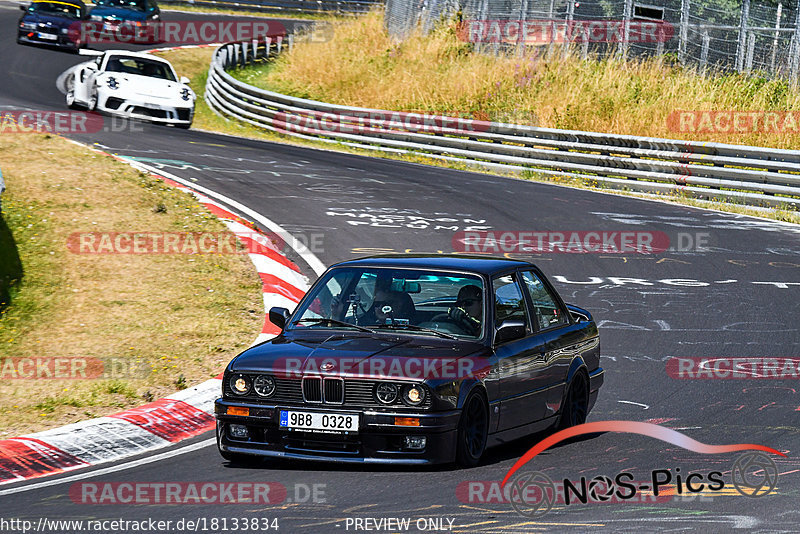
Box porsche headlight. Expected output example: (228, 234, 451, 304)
(375, 383, 399, 405)
(180, 87, 191, 101)
(253, 375, 276, 397)
(229, 373, 251, 395)
(402, 384, 426, 406)
(106, 76, 119, 90)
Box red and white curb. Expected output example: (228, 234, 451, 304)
(0, 144, 316, 485)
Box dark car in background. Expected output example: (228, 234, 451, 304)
(17, 0, 88, 51)
(215, 255, 604, 467)
(88, 0, 160, 36)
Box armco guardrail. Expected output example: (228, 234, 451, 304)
(160, 0, 379, 15)
(205, 38, 800, 209)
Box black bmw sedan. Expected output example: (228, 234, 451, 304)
(215, 255, 603, 467)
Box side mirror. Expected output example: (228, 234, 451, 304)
(269, 306, 291, 329)
(20, 4, 27, 10)
(180, 76, 190, 85)
(494, 320, 526, 344)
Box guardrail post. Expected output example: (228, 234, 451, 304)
(242, 41, 249, 65)
(678, 0, 689, 64)
(252, 38, 259, 59)
(289, 33, 294, 52)
(736, 0, 751, 72)
(277, 35, 283, 54)
(233, 43, 239, 67)
(266, 36, 272, 58)
(582, 26, 589, 59)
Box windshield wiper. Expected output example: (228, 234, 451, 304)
(365, 323, 458, 340)
(294, 318, 377, 334)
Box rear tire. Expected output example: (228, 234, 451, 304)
(456, 390, 489, 468)
(557, 371, 589, 430)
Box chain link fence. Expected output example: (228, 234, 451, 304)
(385, 0, 800, 79)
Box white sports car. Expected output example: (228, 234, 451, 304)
(65, 50, 195, 128)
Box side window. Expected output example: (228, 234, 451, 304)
(521, 271, 568, 330)
(492, 274, 528, 327)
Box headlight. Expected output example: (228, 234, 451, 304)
(22, 22, 37, 30)
(401, 384, 426, 406)
(253, 375, 276, 397)
(61, 27, 69, 34)
(106, 77, 119, 90)
(229, 373, 251, 395)
(180, 88, 191, 101)
(375, 383, 398, 404)
(90, 15, 102, 21)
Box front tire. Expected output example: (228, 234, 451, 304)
(557, 371, 589, 430)
(456, 390, 489, 467)
(86, 84, 98, 112)
(65, 74, 80, 110)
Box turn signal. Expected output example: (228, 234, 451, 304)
(395, 417, 420, 426)
(228, 406, 249, 416)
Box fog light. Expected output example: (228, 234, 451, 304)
(404, 436, 426, 450)
(229, 424, 249, 439)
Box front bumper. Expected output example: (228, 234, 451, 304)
(98, 94, 193, 126)
(17, 31, 80, 50)
(215, 399, 461, 465)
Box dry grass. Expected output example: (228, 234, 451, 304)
(236, 10, 800, 151)
(0, 134, 262, 436)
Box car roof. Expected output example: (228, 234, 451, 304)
(31, 0, 87, 6)
(332, 254, 536, 275)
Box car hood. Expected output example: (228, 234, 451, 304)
(98, 72, 190, 97)
(229, 333, 490, 381)
(21, 13, 77, 29)
(90, 6, 146, 20)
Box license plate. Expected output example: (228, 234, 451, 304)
(37, 32, 57, 40)
(279, 410, 358, 433)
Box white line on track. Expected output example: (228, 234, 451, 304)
(121, 158, 327, 276)
(617, 400, 650, 409)
(0, 438, 215, 496)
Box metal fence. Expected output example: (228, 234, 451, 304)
(205, 37, 800, 209)
(385, 0, 800, 79)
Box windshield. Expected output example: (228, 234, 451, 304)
(290, 267, 486, 339)
(28, 1, 82, 18)
(94, 0, 146, 11)
(105, 56, 176, 81)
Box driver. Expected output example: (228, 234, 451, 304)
(449, 285, 482, 335)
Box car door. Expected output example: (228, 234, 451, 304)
(519, 269, 576, 419)
(492, 272, 551, 431)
